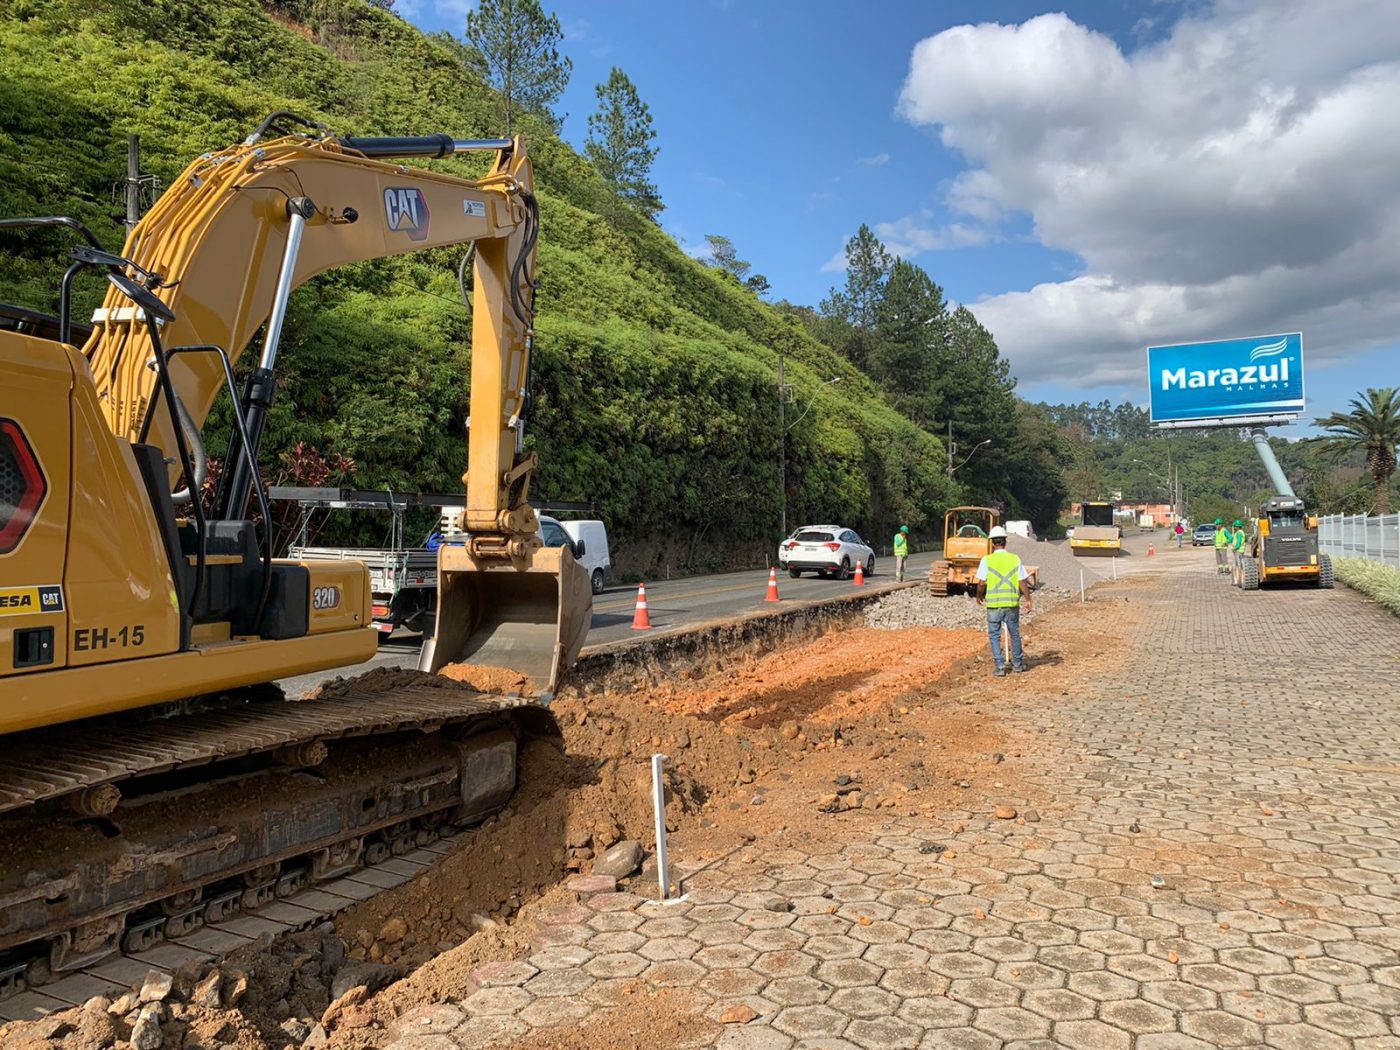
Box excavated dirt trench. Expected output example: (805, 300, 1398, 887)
(1, 613, 1060, 1050)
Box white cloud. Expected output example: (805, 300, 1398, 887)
(858, 152, 891, 167)
(820, 246, 848, 274)
(896, 1, 1400, 387)
(874, 214, 991, 257)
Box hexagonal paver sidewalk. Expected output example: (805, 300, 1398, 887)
(382, 557, 1400, 1048)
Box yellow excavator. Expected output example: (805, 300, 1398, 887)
(0, 114, 589, 995)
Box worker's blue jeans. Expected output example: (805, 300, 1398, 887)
(986, 606, 1023, 671)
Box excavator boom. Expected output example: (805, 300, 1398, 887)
(22, 124, 589, 698)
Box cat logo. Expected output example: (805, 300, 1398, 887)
(384, 187, 430, 242)
(0, 585, 63, 616)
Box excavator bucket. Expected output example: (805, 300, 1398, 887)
(418, 545, 593, 695)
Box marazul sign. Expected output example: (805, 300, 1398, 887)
(1147, 333, 1304, 424)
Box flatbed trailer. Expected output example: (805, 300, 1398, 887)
(275, 488, 596, 635)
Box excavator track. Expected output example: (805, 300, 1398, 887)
(0, 673, 557, 1002)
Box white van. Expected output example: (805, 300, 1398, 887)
(539, 516, 612, 595)
(1005, 520, 1036, 540)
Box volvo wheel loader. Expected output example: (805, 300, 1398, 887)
(0, 115, 590, 997)
(1234, 431, 1333, 591)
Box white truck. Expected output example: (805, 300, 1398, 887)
(556, 519, 612, 595)
(1004, 520, 1036, 540)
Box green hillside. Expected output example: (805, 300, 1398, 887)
(0, 0, 958, 572)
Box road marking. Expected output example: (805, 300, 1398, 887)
(595, 578, 781, 612)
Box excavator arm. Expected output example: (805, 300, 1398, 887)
(87, 131, 538, 544)
(19, 124, 588, 694)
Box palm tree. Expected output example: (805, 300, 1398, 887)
(1314, 387, 1400, 514)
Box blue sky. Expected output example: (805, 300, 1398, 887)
(404, 1, 1398, 435)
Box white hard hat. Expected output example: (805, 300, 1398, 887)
(988, 526, 1008, 539)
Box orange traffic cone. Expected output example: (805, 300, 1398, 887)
(765, 567, 781, 602)
(1147, 543, 1155, 557)
(853, 561, 864, 586)
(630, 582, 652, 630)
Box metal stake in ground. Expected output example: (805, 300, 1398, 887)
(651, 753, 671, 900)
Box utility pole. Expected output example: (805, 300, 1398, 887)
(125, 135, 141, 235)
(778, 353, 786, 539)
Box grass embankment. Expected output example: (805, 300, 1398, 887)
(0, 0, 957, 576)
(1334, 557, 1400, 616)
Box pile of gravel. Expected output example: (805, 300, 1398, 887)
(865, 587, 986, 630)
(1006, 535, 1104, 591)
(865, 582, 1074, 631)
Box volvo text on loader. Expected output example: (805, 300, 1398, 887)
(0, 114, 590, 996)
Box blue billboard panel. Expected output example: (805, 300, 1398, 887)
(1147, 332, 1304, 424)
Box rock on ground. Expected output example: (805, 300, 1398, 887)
(591, 839, 644, 878)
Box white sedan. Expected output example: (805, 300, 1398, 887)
(779, 525, 875, 580)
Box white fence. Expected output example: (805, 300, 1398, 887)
(1319, 513, 1400, 568)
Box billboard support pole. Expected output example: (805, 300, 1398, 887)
(1249, 428, 1297, 499)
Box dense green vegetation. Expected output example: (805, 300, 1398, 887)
(797, 226, 1069, 535)
(0, 0, 962, 572)
(1037, 400, 1395, 524)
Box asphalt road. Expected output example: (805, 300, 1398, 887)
(278, 551, 938, 697)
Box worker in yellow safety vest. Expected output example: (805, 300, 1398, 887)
(893, 525, 910, 581)
(1230, 519, 1248, 577)
(975, 526, 1034, 677)
(1213, 517, 1230, 574)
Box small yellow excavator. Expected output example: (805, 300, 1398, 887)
(0, 115, 589, 994)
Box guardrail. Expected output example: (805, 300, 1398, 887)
(1319, 513, 1400, 568)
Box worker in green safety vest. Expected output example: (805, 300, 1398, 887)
(975, 526, 1033, 677)
(1230, 519, 1248, 578)
(893, 525, 910, 581)
(1212, 517, 1230, 574)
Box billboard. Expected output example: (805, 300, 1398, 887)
(1147, 332, 1304, 426)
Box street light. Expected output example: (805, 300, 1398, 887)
(778, 355, 843, 538)
(948, 437, 991, 478)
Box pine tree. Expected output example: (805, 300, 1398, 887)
(820, 225, 892, 331)
(868, 259, 945, 428)
(585, 67, 662, 219)
(464, 0, 572, 134)
(704, 235, 750, 281)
